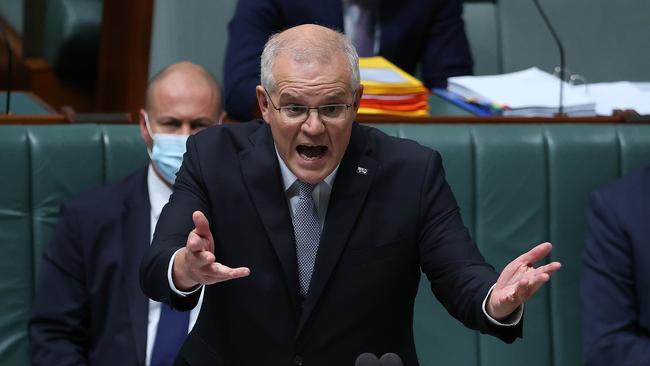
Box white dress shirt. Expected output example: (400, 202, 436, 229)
(146, 165, 203, 366)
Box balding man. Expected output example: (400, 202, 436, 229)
(141, 25, 559, 365)
(29, 62, 224, 366)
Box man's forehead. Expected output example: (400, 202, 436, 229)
(272, 53, 350, 82)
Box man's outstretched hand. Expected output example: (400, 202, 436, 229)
(487, 242, 561, 321)
(172, 211, 250, 291)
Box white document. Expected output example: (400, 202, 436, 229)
(586, 82, 650, 116)
(360, 68, 408, 83)
(447, 67, 596, 116)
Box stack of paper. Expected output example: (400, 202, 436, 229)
(585, 82, 650, 116)
(447, 67, 596, 117)
(358, 57, 429, 117)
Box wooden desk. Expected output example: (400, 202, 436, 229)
(0, 91, 67, 124)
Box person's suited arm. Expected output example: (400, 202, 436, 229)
(140, 135, 211, 311)
(418, 150, 521, 342)
(581, 191, 650, 365)
(29, 205, 90, 365)
(420, 0, 473, 88)
(223, 0, 283, 122)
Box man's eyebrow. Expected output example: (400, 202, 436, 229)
(278, 91, 348, 104)
(190, 118, 214, 125)
(277, 92, 301, 103)
(324, 91, 346, 98)
(157, 117, 181, 124)
(322, 92, 347, 102)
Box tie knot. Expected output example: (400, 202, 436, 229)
(296, 181, 316, 199)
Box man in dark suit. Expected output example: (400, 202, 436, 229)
(29, 62, 224, 366)
(581, 165, 650, 365)
(223, 0, 474, 121)
(141, 25, 560, 365)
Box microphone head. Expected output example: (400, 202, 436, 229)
(379, 353, 403, 366)
(355, 352, 380, 366)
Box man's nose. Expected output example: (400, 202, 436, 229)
(180, 123, 192, 135)
(301, 110, 325, 135)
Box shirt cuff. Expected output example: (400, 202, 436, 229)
(167, 248, 203, 297)
(482, 284, 524, 326)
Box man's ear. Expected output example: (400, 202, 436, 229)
(255, 85, 272, 124)
(139, 109, 153, 150)
(352, 85, 364, 112)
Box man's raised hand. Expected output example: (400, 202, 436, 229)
(172, 211, 250, 291)
(487, 242, 561, 321)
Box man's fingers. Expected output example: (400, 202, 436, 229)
(535, 261, 562, 276)
(191, 262, 250, 285)
(210, 263, 251, 280)
(187, 231, 210, 253)
(514, 270, 554, 301)
(192, 211, 212, 239)
(516, 242, 553, 265)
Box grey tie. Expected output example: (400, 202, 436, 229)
(292, 181, 322, 297)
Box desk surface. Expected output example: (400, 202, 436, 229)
(0, 91, 56, 115)
(0, 92, 66, 123)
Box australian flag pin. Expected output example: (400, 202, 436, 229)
(356, 166, 368, 175)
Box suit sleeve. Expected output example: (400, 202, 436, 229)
(418, 150, 521, 342)
(29, 204, 90, 365)
(420, 0, 473, 88)
(223, 0, 284, 121)
(581, 191, 650, 365)
(140, 135, 211, 311)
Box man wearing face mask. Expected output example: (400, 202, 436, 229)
(29, 61, 224, 366)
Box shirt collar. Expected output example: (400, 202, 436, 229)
(274, 144, 338, 193)
(147, 164, 173, 219)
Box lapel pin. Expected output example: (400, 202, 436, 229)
(356, 166, 368, 175)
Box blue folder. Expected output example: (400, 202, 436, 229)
(432, 88, 499, 116)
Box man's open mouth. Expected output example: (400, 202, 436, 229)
(297, 145, 327, 160)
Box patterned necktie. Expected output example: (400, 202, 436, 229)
(292, 181, 322, 297)
(150, 303, 190, 366)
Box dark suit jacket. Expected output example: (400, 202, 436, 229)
(223, 0, 474, 121)
(30, 168, 151, 366)
(140, 121, 520, 366)
(581, 165, 650, 365)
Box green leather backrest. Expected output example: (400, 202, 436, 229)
(1, 124, 649, 365)
(0, 125, 147, 365)
(376, 124, 650, 366)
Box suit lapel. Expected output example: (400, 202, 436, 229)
(239, 124, 302, 314)
(122, 169, 151, 366)
(297, 124, 378, 337)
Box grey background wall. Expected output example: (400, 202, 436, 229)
(0, 0, 24, 34)
(498, 0, 650, 82)
(148, 0, 237, 83)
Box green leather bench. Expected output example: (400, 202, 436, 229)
(1, 123, 649, 365)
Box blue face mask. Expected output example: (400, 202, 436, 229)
(145, 112, 189, 185)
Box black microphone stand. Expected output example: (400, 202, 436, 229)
(0, 22, 12, 115)
(532, 0, 566, 117)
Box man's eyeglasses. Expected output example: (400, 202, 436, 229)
(264, 88, 352, 124)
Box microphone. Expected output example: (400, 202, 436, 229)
(532, 0, 566, 116)
(355, 352, 380, 366)
(379, 353, 403, 366)
(0, 22, 12, 114)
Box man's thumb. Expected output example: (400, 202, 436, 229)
(192, 211, 211, 238)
